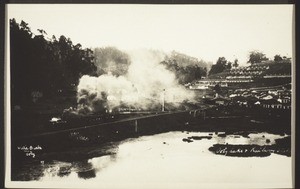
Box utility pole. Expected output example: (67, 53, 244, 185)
(135, 119, 138, 133)
(162, 89, 165, 112)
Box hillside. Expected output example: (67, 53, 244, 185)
(208, 61, 291, 79)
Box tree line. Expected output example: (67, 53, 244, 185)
(208, 51, 291, 76)
(208, 57, 238, 76)
(10, 19, 97, 105)
(247, 50, 290, 64)
(92, 48, 209, 85)
(10, 19, 209, 106)
(11, 19, 290, 106)
(161, 51, 208, 84)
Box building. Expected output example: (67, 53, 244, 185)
(191, 61, 291, 88)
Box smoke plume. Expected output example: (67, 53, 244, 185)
(93, 47, 131, 76)
(64, 49, 195, 116)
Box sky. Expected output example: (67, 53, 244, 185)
(7, 4, 294, 65)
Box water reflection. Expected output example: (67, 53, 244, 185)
(16, 131, 292, 188)
(40, 155, 117, 181)
(57, 167, 71, 177)
(77, 169, 96, 180)
(88, 154, 117, 171)
(212, 132, 286, 146)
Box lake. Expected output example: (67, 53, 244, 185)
(13, 131, 292, 189)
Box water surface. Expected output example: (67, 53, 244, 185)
(16, 131, 292, 188)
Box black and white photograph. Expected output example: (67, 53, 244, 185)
(5, 4, 294, 188)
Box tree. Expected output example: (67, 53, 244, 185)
(233, 59, 239, 68)
(93, 47, 131, 76)
(274, 54, 283, 62)
(208, 57, 228, 75)
(10, 19, 97, 105)
(247, 50, 269, 64)
(161, 52, 208, 84)
(226, 62, 232, 70)
(213, 83, 222, 94)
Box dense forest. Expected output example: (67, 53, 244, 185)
(10, 19, 209, 107)
(93, 47, 131, 76)
(161, 51, 208, 84)
(93, 47, 209, 85)
(10, 19, 97, 106)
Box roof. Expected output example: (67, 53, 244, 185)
(261, 99, 281, 105)
(212, 96, 231, 101)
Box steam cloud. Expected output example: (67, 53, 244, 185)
(64, 49, 195, 116)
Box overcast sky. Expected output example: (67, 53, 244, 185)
(7, 4, 294, 65)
